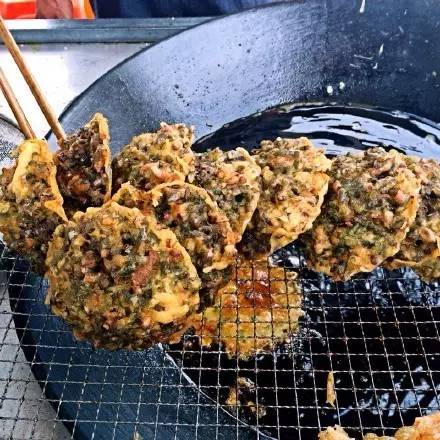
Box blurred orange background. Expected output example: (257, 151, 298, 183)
(0, 0, 94, 19)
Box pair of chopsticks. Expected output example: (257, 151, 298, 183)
(0, 15, 65, 142)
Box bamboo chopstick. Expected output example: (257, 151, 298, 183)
(0, 15, 65, 141)
(0, 67, 35, 139)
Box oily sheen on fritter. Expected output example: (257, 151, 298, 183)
(387, 157, 440, 281)
(192, 258, 303, 359)
(112, 182, 236, 308)
(0, 139, 67, 274)
(45, 202, 201, 350)
(112, 122, 195, 193)
(241, 137, 331, 258)
(55, 112, 112, 216)
(304, 147, 421, 281)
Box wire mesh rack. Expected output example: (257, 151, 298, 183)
(1, 238, 439, 440)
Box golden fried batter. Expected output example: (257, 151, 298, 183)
(189, 147, 261, 242)
(323, 411, 440, 439)
(245, 137, 331, 258)
(193, 258, 303, 359)
(56, 113, 111, 215)
(393, 411, 440, 440)
(45, 202, 201, 350)
(112, 182, 236, 307)
(112, 122, 195, 192)
(387, 158, 440, 281)
(363, 435, 394, 440)
(0, 139, 67, 274)
(304, 147, 421, 281)
(318, 426, 352, 440)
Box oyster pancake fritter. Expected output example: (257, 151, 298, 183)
(387, 158, 440, 281)
(112, 122, 195, 192)
(112, 182, 237, 307)
(56, 113, 111, 215)
(193, 258, 303, 359)
(250, 137, 331, 256)
(45, 202, 201, 350)
(189, 147, 261, 241)
(304, 147, 421, 281)
(0, 139, 67, 274)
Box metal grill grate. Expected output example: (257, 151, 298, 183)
(1, 240, 439, 439)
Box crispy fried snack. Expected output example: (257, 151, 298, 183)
(244, 137, 331, 258)
(393, 411, 440, 440)
(304, 147, 421, 281)
(112, 182, 236, 307)
(318, 426, 353, 440)
(0, 139, 67, 274)
(387, 158, 440, 281)
(45, 202, 201, 350)
(193, 258, 303, 359)
(112, 122, 195, 192)
(56, 113, 111, 215)
(322, 411, 440, 440)
(189, 147, 261, 242)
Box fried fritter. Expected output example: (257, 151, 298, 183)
(393, 411, 440, 440)
(304, 147, 421, 281)
(244, 137, 331, 258)
(188, 147, 261, 242)
(322, 411, 440, 440)
(0, 139, 67, 274)
(45, 202, 201, 350)
(112, 122, 195, 192)
(193, 258, 303, 359)
(112, 182, 236, 307)
(56, 113, 111, 215)
(387, 158, 440, 281)
(318, 426, 352, 440)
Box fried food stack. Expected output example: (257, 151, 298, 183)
(0, 117, 438, 353)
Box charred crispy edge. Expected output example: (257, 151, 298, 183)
(10, 139, 67, 222)
(147, 181, 237, 271)
(90, 112, 112, 203)
(268, 173, 330, 253)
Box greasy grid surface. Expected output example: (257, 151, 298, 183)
(0, 241, 439, 439)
